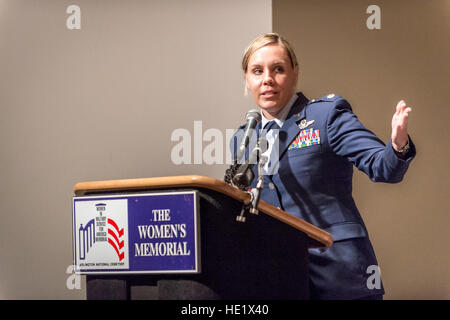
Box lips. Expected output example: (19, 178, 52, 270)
(261, 90, 277, 98)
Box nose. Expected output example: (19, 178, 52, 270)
(262, 70, 274, 86)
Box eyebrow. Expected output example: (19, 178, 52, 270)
(249, 61, 287, 68)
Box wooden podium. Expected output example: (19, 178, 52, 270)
(73, 175, 332, 300)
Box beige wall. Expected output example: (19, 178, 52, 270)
(1, 0, 448, 300)
(273, 0, 449, 299)
(0, 0, 271, 299)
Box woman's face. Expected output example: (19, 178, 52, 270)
(245, 43, 298, 119)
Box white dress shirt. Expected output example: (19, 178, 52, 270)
(260, 93, 298, 175)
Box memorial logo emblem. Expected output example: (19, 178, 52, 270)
(74, 199, 129, 271)
(78, 203, 125, 261)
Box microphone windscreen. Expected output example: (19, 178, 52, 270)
(246, 109, 261, 122)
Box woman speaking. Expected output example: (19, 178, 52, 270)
(230, 33, 416, 300)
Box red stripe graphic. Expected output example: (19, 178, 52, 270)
(108, 218, 124, 237)
(108, 238, 125, 261)
(107, 218, 125, 261)
(108, 228, 124, 249)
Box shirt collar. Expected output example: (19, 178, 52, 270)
(261, 93, 298, 129)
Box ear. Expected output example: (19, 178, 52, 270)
(244, 75, 249, 96)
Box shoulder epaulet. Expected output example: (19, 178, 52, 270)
(308, 93, 341, 104)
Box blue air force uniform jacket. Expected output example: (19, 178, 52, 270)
(232, 92, 416, 299)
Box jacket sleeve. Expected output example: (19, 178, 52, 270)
(326, 97, 416, 183)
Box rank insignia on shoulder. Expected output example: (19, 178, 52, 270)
(288, 128, 321, 150)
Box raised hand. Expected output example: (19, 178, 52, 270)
(391, 100, 412, 151)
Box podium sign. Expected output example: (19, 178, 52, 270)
(72, 190, 200, 274)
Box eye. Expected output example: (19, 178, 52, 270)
(274, 65, 284, 73)
(252, 68, 263, 75)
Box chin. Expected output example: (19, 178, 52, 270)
(259, 100, 281, 112)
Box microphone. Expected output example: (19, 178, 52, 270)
(236, 109, 261, 162)
(231, 136, 268, 190)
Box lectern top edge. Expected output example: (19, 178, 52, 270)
(73, 175, 333, 248)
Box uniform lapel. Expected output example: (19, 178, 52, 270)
(278, 92, 309, 159)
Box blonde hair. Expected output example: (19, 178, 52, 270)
(242, 33, 299, 73)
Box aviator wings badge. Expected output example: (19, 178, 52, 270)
(298, 119, 315, 130)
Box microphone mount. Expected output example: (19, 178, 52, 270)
(234, 139, 268, 222)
